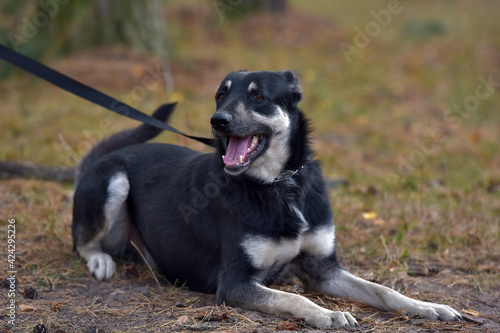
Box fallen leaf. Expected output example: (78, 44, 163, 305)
(186, 296, 200, 304)
(277, 319, 301, 331)
(176, 315, 192, 326)
(469, 131, 481, 143)
(132, 64, 146, 78)
(169, 91, 185, 103)
(50, 302, 63, 312)
(18, 304, 36, 312)
(362, 211, 378, 220)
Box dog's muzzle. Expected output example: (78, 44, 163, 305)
(210, 111, 233, 132)
(210, 111, 266, 175)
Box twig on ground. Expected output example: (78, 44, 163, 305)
(130, 240, 161, 287)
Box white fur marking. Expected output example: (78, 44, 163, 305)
(322, 270, 462, 321)
(77, 172, 129, 281)
(290, 205, 309, 233)
(87, 252, 116, 280)
(301, 224, 335, 258)
(257, 283, 358, 328)
(248, 81, 258, 92)
(242, 235, 301, 270)
(247, 106, 291, 183)
(104, 172, 130, 233)
(77, 228, 117, 281)
(225, 80, 232, 90)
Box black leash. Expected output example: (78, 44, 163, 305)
(0, 44, 215, 147)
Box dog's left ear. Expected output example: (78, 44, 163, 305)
(278, 70, 303, 107)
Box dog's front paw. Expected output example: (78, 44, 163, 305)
(87, 253, 116, 280)
(407, 301, 462, 321)
(306, 310, 359, 328)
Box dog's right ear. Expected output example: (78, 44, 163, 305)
(278, 70, 303, 107)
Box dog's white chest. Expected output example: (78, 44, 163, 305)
(241, 205, 303, 269)
(242, 225, 335, 270)
(300, 224, 335, 258)
(242, 235, 302, 270)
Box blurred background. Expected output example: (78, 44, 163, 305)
(1, 1, 499, 188)
(1, 0, 499, 312)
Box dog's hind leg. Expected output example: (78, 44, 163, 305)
(72, 171, 130, 280)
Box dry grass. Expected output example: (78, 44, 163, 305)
(0, 176, 490, 331)
(1, 1, 500, 332)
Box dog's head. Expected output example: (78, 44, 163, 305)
(211, 70, 303, 182)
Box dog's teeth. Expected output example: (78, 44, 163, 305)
(251, 135, 259, 149)
(222, 155, 225, 161)
(247, 148, 251, 152)
(249, 136, 258, 151)
(239, 155, 244, 164)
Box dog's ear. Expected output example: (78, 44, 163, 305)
(278, 70, 303, 107)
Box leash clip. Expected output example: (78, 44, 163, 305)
(274, 165, 304, 183)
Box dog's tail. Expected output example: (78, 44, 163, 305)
(74, 103, 176, 184)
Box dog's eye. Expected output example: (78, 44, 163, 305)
(217, 93, 225, 102)
(253, 94, 264, 101)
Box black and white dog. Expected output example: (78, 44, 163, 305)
(72, 70, 461, 328)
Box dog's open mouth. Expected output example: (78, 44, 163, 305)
(222, 134, 265, 174)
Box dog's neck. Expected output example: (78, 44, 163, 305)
(258, 109, 313, 184)
(252, 109, 313, 184)
(273, 165, 305, 183)
(283, 110, 313, 171)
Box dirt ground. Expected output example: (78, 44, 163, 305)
(1, 179, 498, 333)
(4, 275, 500, 333)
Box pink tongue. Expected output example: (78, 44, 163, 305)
(224, 136, 253, 166)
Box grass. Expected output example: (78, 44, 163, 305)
(1, 0, 499, 332)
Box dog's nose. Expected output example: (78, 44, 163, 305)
(210, 112, 232, 131)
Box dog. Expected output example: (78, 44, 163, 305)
(72, 70, 462, 328)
